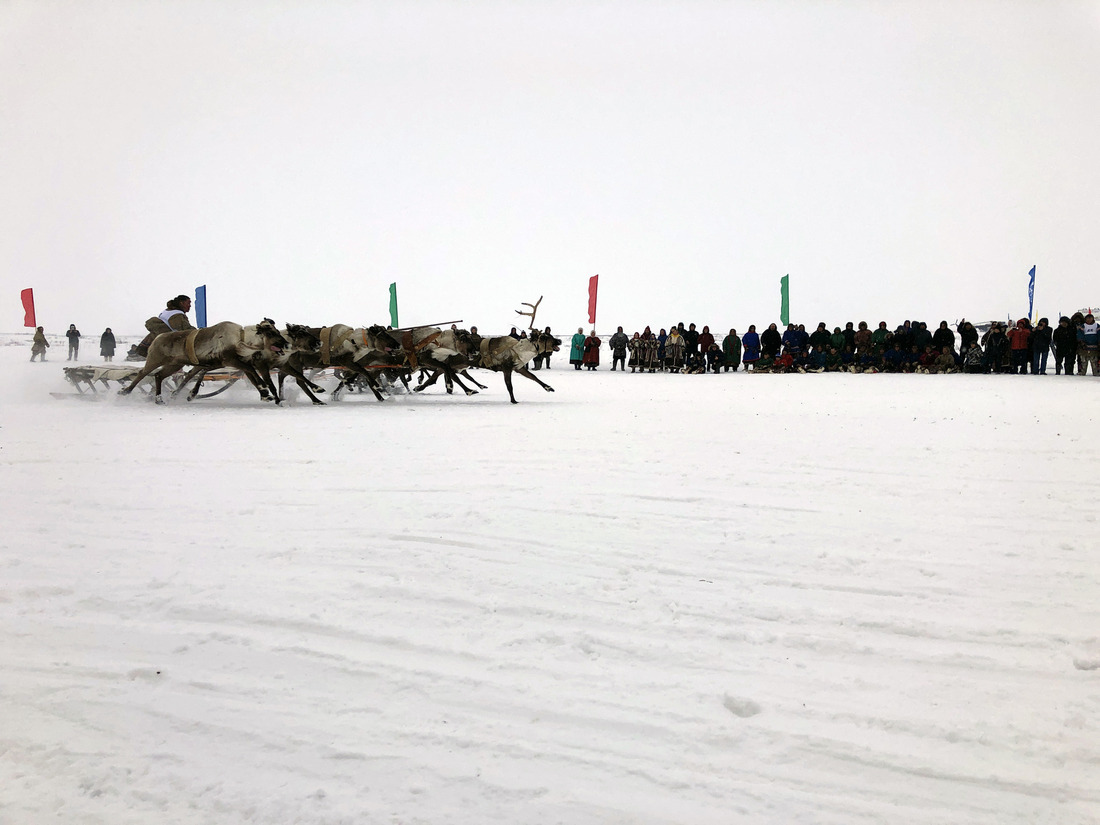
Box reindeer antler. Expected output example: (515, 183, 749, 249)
(514, 296, 544, 331)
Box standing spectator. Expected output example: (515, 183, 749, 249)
(722, 328, 741, 372)
(531, 326, 553, 370)
(829, 326, 847, 352)
(1078, 313, 1100, 376)
(983, 323, 1009, 373)
(931, 321, 955, 354)
(842, 322, 857, 351)
(541, 326, 554, 369)
(100, 327, 116, 362)
(741, 325, 760, 370)
(570, 328, 585, 370)
(697, 325, 715, 358)
(1052, 316, 1076, 375)
(66, 324, 81, 360)
(810, 322, 831, 353)
(854, 322, 872, 355)
(911, 322, 933, 352)
(958, 320, 978, 355)
(641, 326, 658, 372)
(1030, 318, 1052, 375)
(871, 321, 890, 348)
(628, 332, 644, 373)
(608, 327, 629, 371)
(508, 327, 521, 340)
(1007, 319, 1031, 374)
(582, 331, 601, 370)
(761, 323, 782, 358)
(665, 326, 686, 372)
(30, 326, 49, 361)
(656, 328, 668, 368)
(682, 323, 699, 360)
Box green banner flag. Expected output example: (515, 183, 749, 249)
(780, 274, 789, 326)
(388, 282, 399, 327)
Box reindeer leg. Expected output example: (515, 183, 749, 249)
(501, 366, 518, 404)
(516, 366, 555, 393)
(182, 368, 210, 401)
(445, 368, 477, 396)
(412, 369, 443, 393)
(349, 365, 386, 402)
(227, 357, 275, 402)
(187, 371, 212, 404)
(460, 369, 487, 390)
(251, 356, 282, 405)
(275, 363, 324, 404)
(118, 362, 159, 396)
(153, 365, 183, 405)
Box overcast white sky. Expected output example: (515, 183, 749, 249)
(2, 0, 1099, 336)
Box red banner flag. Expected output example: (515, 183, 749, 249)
(20, 288, 35, 327)
(587, 274, 598, 326)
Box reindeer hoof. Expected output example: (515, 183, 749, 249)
(155, 396, 166, 405)
(312, 400, 326, 406)
(465, 389, 478, 396)
(545, 386, 555, 392)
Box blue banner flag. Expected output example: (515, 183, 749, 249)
(1027, 266, 1035, 321)
(195, 285, 207, 328)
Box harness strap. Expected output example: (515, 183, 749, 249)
(185, 329, 200, 365)
(320, 327, 332, 365)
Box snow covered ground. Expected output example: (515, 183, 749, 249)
(1, 333, 1098, 824)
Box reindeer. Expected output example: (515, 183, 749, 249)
(119, 320, 289, 405)
(277, 324, 402, 403)
(371, 326, 486, 396)
(415, 329, 560, 403)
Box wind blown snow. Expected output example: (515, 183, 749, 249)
(1, 340, 1097, 824)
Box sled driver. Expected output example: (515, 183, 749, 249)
(129, 294, 196, 359)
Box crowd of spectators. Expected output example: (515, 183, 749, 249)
(570, 313, 1100, 375)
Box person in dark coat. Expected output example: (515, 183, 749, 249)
(957, 320, 978, 355)
(608, 327, 629, 371)
(931, 321, 955, 354)
(1030, 318, 1053, 374)
(100, 328, 116, 361)
(722, 329, 741, 372)
(983, 323, 1009, 373)
(705, 342, 722, 373)
(682, 323, 699, 359)
(66, 324, 81, 360)
(760, 324, 782, 358)
(1052, 316, 1076, 375)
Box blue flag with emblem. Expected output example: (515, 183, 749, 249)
(1027, 266, 1035, 321)
(195, 285, 207, 328)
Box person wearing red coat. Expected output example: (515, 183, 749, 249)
(582, 331, 601, 370)
(1006, 319, 1031, 375)
(696, 325, 715, 356)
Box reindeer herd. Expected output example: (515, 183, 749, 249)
(117, 321, 562, 406)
